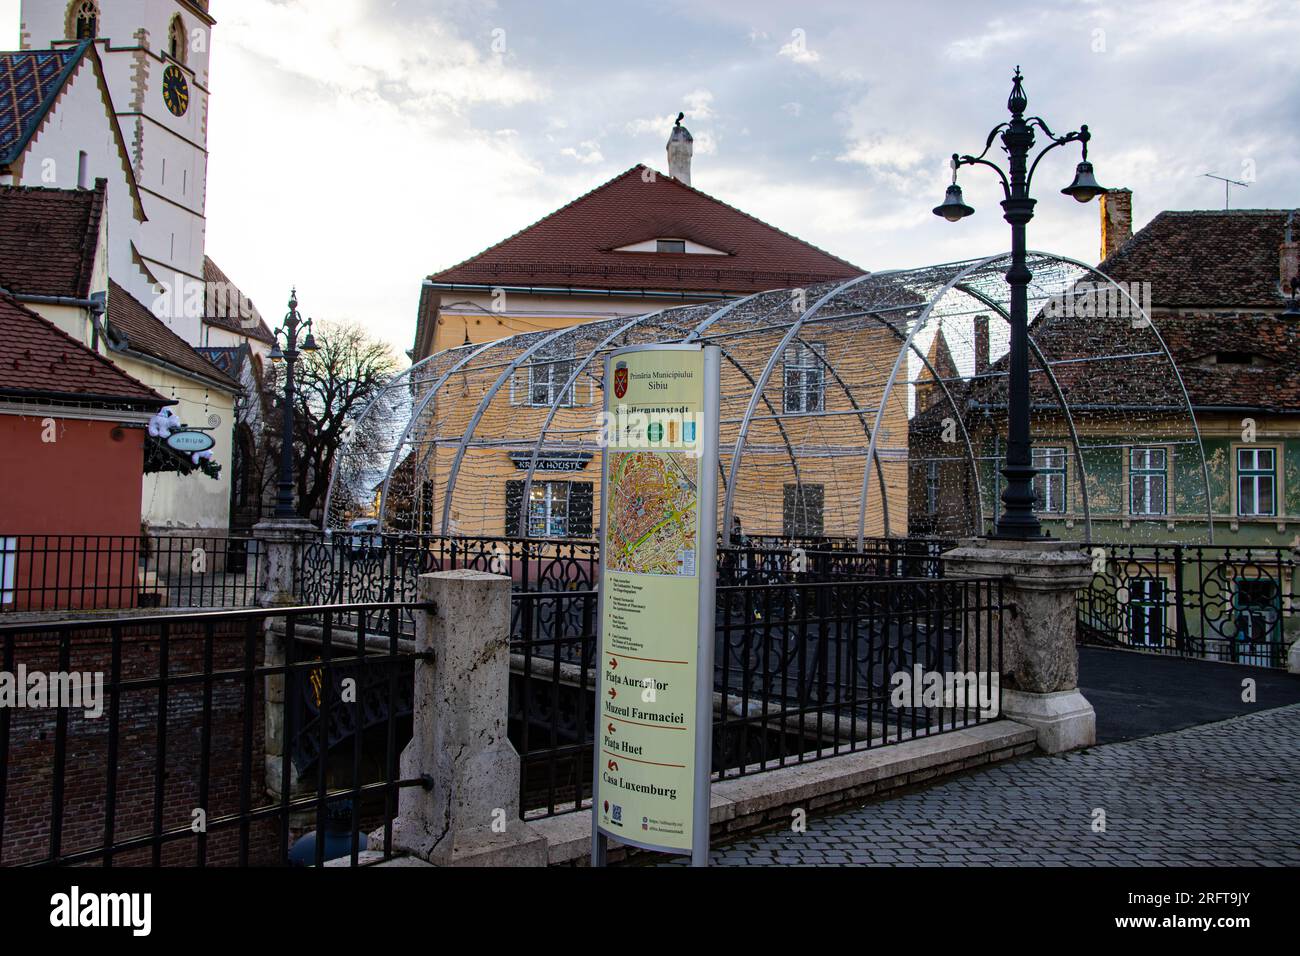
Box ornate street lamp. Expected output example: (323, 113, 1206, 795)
(935, 67, 1108, 539)
(270, 288, 319, 519)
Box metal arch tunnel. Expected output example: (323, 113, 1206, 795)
(323, 251, 1212, 545)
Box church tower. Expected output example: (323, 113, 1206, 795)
(20, 1, 215, 342)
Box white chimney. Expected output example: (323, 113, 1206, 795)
(666, 112, 693, 186)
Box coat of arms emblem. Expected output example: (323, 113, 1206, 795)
(613, 361, 628, 398)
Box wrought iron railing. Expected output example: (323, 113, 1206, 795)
(1078, 543, 1297, 668)
(0, 533, 261, 613)
(0, 602, 423, 867)
(508, 575, 1003, 818)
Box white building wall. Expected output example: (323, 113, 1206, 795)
(21, 0, 212, 341)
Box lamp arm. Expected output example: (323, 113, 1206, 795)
(1025, 128, 1083, 192)
(971, 122, 1010, 162)
(956, 154, 1011, 199)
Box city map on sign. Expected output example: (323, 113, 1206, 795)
(605, 451, 699, 576)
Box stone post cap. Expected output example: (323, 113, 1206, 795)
(943, 537, 1093, 588)
(419, 569, 511, 583)
(253, 518, 317, 539)
(417, 569, 512, 600)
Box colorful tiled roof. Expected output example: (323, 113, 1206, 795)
(0, 291, 165, 407)
(428, 164, 865, 293)
(106, 281, 240, 392)
(0, 45, 83, 166)
(202, 256, 276, 344)
(0, 180, 106, 298)
(1098, 210, 1293, 308)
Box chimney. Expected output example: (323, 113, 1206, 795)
(666, 112, 693, 186)
(973, 314, 989, 379)
(1282, 210, 1299, 299)
(1099, 188, 1133, 262)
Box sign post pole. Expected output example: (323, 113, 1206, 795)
(591, 344, 720, 867)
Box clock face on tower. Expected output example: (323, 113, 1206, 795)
(162, 64, 190, 117)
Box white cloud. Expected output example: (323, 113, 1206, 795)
(561, 140, 605, 164)
(220, 0, 546, 113)
(838, 135, 927, 172)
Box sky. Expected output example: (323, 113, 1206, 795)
(4, 0, 1298, 358)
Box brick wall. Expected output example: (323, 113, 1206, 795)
(1, 619, 280, 866)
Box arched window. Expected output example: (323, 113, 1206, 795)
(68, 0, 99, 41)
(168, 15, 187, 63)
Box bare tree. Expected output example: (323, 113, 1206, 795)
(263, 321, 401, 520)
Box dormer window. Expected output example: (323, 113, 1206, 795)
(612, 237, 728, 255)
(68, 1, 99, 40)
(1214, 352, 1257, 366)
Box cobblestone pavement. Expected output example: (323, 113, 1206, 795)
(704, 705, 1300, 867)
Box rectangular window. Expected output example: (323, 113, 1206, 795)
(1129, 447, 1168, 516)
(528, 482, 569, 538)
(782, 342, 826, 413)
(925, 461, 941, 516)
(656, 239, 686, 253)
(782, 483, 825, 537)
(505, 480, 592, 539)
(1233, 579, 1282, 663)
(1127, 577, 1166, 648)
(526, 354, 576, 407)
(1237, 447, 1276, 517)
(1032, 446, 1067, 514)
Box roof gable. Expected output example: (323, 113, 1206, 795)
(0, 291, 164, 407)
(429, 165, 864, 293)
(0, 41, 147, 224)
(0, 179, 106, 298)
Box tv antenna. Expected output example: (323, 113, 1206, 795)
(1203, 172, 1249, 210)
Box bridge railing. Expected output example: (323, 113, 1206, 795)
(0, 532, 261, 614)
(1078, 543, 1297, 668)
(0, 602, 423, 868)
(293, 531, 952, 618)
(508, 574, 1004, 818)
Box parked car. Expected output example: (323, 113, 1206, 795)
(347, 518, 383, 556)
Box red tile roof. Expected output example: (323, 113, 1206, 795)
(428, 164, 865, 293)
(0, 180, 106, 298)
(1099, 210, 1293, 308)
(0, 291, 165, 407)
(202, 256, 276, 345)
(106, 281, 240, 392)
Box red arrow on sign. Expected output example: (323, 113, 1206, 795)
(607, 723, 616, 735)
(607, 760, 619, 772)
(609, 658, 618, 670)
(608, 688, 617, 699)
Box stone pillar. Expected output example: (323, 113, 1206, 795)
(943, 539, 1096, 753)
(388, 570, 546, 866)
(254, 518, 314, 797)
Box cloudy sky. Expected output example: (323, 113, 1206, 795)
(4, 0, 1298, 356)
